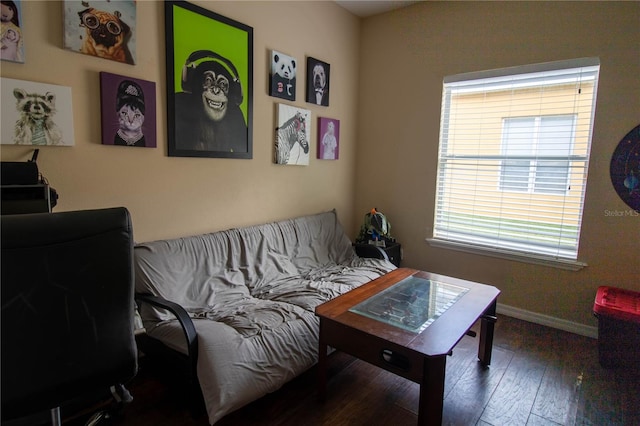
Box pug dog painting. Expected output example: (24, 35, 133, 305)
(63, 1, 136, 65)
(306, 57, 330, 106)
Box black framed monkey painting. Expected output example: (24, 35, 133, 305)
(165, 1, 253, 158)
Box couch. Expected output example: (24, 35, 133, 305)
(134, 210, 396, 424)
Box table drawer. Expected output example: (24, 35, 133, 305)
(321, 320, 424, 382)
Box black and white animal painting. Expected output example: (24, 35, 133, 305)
(270, 50, 296, 101)
(275, 104, 310, 166)
(1, 77, 75, 146)
(13, 88, 63, 145)
(306, 57, 330, 106)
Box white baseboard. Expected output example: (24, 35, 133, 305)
(497, 303, 598, 339)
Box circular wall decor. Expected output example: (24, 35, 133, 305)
(610, 124, 640, 212)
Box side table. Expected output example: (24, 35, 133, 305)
(354, 241, 401, 267)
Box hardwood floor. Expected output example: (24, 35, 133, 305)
(25, 315, 640, 425)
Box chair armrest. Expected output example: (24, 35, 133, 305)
(135, 293, 198, 376)
(354, 243, 390, 262)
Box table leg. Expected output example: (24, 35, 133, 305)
(478, 299, 497, 366)
(317, 320, 327, 401)
(418, 356, 446, 426)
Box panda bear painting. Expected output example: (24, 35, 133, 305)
(269, 50, 296, 101)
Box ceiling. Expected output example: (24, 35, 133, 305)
(335, 1, 420, 17)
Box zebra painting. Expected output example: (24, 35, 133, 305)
(274, 104, 311, 165)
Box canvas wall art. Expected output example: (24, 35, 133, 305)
(275, 103, 311, 166)
(100, 72, 156, 148)
(610, 124, 640, 212)
(1, 77, 74, 146)
(166, 1, 253, 159)
(306, 57, 330, 106)
(318, 117, 339, 160)
(270, 50, 296, 101)
(1, 0, 24, 63)
(63, 0, 136, 64)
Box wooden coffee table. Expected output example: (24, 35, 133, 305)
(315, 268, 500, 426)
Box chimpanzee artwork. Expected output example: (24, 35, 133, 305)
(174, 50, 247, 153)
(165, 1, 253, 159)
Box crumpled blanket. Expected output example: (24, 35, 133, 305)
(134, 210, 396, 425)
(192, 298, 307, 338)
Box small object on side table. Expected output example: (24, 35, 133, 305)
(354, 240, 401, 267)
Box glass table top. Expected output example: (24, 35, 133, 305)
(349, 275, 470, 333)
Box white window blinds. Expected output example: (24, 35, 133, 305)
(433, 58, 599, 264)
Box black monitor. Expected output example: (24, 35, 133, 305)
(1, 184, 52, 215)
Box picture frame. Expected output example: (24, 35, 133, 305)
(270, 50, 297, 101)
(275, 103, 311, 166)
(165, 1, 253, 159)
(62, 0, 137, 65)
(317, 117, 339, 160)
(306, 57, 330, 106)
(1, 0, 25, 63)
(610, 124, 640, 212)
(1, 77, 75, 146)
(99, 72, 156, 148)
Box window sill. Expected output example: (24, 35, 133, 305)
(426, 238, 587, 271)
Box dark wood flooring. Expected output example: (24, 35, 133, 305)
(15, 315, 640, 425)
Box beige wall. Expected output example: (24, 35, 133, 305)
(2, 1, 638, 329)
(1, 1, 360, 241)
(355, 1, 640, 327)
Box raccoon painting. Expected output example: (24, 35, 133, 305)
(13, 88, 63, 145)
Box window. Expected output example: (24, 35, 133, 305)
(431, 58, 599, 269)
(500, 115, 576, 195)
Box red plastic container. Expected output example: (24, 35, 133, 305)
(593, 286, 640, 369)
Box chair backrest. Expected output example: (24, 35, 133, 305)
(1, 207, 138, 420)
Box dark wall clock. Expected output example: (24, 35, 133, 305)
(610, 124, 640, 212)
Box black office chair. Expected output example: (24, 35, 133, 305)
(1, 207, 138, 425)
